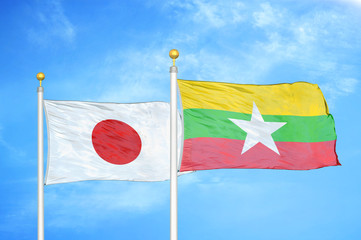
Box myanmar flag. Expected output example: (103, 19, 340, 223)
(178, 79, 340, 172)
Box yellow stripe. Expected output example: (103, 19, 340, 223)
(178, 79, 329, 116)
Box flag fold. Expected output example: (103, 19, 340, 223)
(44, 100, 183, 185)
(177, 79, 340, 172)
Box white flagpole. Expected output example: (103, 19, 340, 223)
(169, 49, 179, 240)
(37, 72, 45, 240)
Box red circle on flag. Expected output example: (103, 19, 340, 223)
(92, 119, 142, 165)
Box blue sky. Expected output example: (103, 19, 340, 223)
(1, 0, 361, 239)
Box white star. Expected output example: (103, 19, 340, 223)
(229, 102, 287, 155)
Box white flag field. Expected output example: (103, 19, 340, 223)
(44, 100, 184, 185)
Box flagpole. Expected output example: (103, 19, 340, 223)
(37, 72, 45, 240)
(169, 49, 179, 240)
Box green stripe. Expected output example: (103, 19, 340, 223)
(183, 108, 336, 142)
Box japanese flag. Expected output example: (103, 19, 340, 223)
(44, 100, 184, 185)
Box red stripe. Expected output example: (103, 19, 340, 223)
(180, 138, 340, 171)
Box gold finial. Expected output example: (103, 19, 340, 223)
(169, 49, 179, 66)
(36, 72, 45, 87)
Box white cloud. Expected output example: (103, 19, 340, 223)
(0, 180, 169, 232)
(333, 0, 361, 7)
(45, 181, 169, 228)
(40, 1, 360, 108)
(338, 78, 358, 93)
(94, 47, 171, 103)
(253, 2, 283, 28)
(0, 201, 36, 234)
(0, 126, 26, 158)
(293, 26, 316, 45)
(165, 0, 246, 28)
(179, 172, 298, 224)
(165, 1, 360, 99)
(192, 0, 245, 27)
(27, 0, 75, 45)
(246, 2, 361, 96)
(320, 78, 359, 107)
